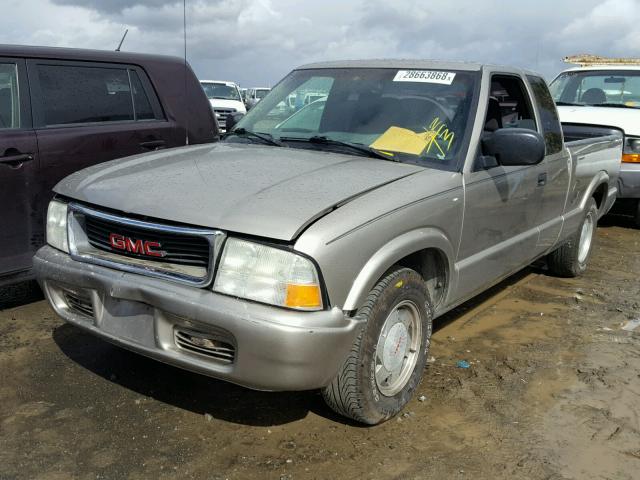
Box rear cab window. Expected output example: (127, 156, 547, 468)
(28, 60, 164, 127)
(527, 75, 563, 155)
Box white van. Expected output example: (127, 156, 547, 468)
(200, 80, 246, 131)
(245, 87, 271, 110)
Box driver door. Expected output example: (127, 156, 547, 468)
(455, 74, 542, 300)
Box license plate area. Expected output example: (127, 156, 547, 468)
(96, 296, 155, 348)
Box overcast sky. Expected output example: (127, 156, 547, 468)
(1, 0, 639, 87)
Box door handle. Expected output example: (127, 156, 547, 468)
(0, 153, 34, 168)
(537, 172, 547, 186)
(139, 140, 166, 150)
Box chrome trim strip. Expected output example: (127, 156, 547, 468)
(69, 203, 217, 236)
(67, 203, 225, 287)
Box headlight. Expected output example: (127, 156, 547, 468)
(46, 200, 69, 253)
(213, 238, 323, 311)
(623, 136, 640, 163)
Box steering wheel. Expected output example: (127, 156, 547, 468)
(421, 97, 454, 125)
(397, 96, 454, 134)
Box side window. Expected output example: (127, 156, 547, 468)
(129, 70, 155, 120)
(527, 75, 563, 155)
(484, 75, 537, 132)
(0, 63, 20, 129)
(35, 64, 133, 125)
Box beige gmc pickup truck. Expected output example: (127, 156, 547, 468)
(35, 60, 622, 424)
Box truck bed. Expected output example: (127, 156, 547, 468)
(561, 122, 623, 225)
(562, 123, 624, 144)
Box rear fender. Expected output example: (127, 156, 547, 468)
(580, 171, 610, 216)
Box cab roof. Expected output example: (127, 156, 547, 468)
(296, 59, 542, 77)
(297, 59, 484, 71)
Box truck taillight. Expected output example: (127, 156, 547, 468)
(622, 153, 640, 163)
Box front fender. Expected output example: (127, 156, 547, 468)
(342, 228, 456, 312)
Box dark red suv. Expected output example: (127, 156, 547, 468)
(0, 45, 218, 285)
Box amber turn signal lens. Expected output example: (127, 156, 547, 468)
(285, 284, 322, 309)
(622, 153, 640, 163)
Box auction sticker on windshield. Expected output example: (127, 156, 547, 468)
(393, 70, 456, 85)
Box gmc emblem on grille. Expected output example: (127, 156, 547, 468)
(109, 233, 167, 258)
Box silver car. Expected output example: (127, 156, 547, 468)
(34, 60, 622, 424)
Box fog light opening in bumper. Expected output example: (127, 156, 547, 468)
(174, 327, 236, 364)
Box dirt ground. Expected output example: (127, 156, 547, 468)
(1, 214, 639, 480)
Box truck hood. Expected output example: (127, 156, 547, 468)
(55, 143, 423, 241)
(208, 98, 246, 112)
(557, 105, 640, 136)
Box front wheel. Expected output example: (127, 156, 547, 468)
(547, 197, 598, 277)
(322, 267, 433, 425)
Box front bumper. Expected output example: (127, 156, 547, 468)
(618, 163, 640, 198)
(34, 246, 362, 391)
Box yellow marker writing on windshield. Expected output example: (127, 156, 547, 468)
(424, 117, 455, 157)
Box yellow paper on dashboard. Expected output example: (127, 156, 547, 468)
(370, 126, 433, 156)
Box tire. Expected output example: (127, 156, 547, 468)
(634, 199, 640, 229)
(322, 267, 433, 425)
(547, 197, 598, 277)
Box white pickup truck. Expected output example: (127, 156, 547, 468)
(550, 64, 640, 226)
(199, 80, 247, 132)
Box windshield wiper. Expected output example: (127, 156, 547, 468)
(555, 101, 583, 106)
(223, 128, 284, 147)
(279, 135, 397, 161)
(591, 103, 640, 109)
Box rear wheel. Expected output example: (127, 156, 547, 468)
(322, 267, 432, 425)
(547, 197, 598, 277)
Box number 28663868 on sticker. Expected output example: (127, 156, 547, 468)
(393, 70, 456, 85)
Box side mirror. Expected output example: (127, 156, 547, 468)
(226, 112, 245, 131)
(481, 128, 545, 166)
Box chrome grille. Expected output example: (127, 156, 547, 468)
(213, 108, 236, 129)
(68, 204, 224, 287)
(63, 289, 94, 318)
(174, 328, 236, 364)
(84, 215, 210, 268)
(213, 108, 236, 116)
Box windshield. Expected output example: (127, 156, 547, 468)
(201, 83, 241, 101)
(256, 89, 270, 99)
(550, 70, 640, 108)
(231, 67, 479, 168)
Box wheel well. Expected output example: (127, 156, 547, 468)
(396, 248, 448, 306)
(592, 183, 607, 211)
